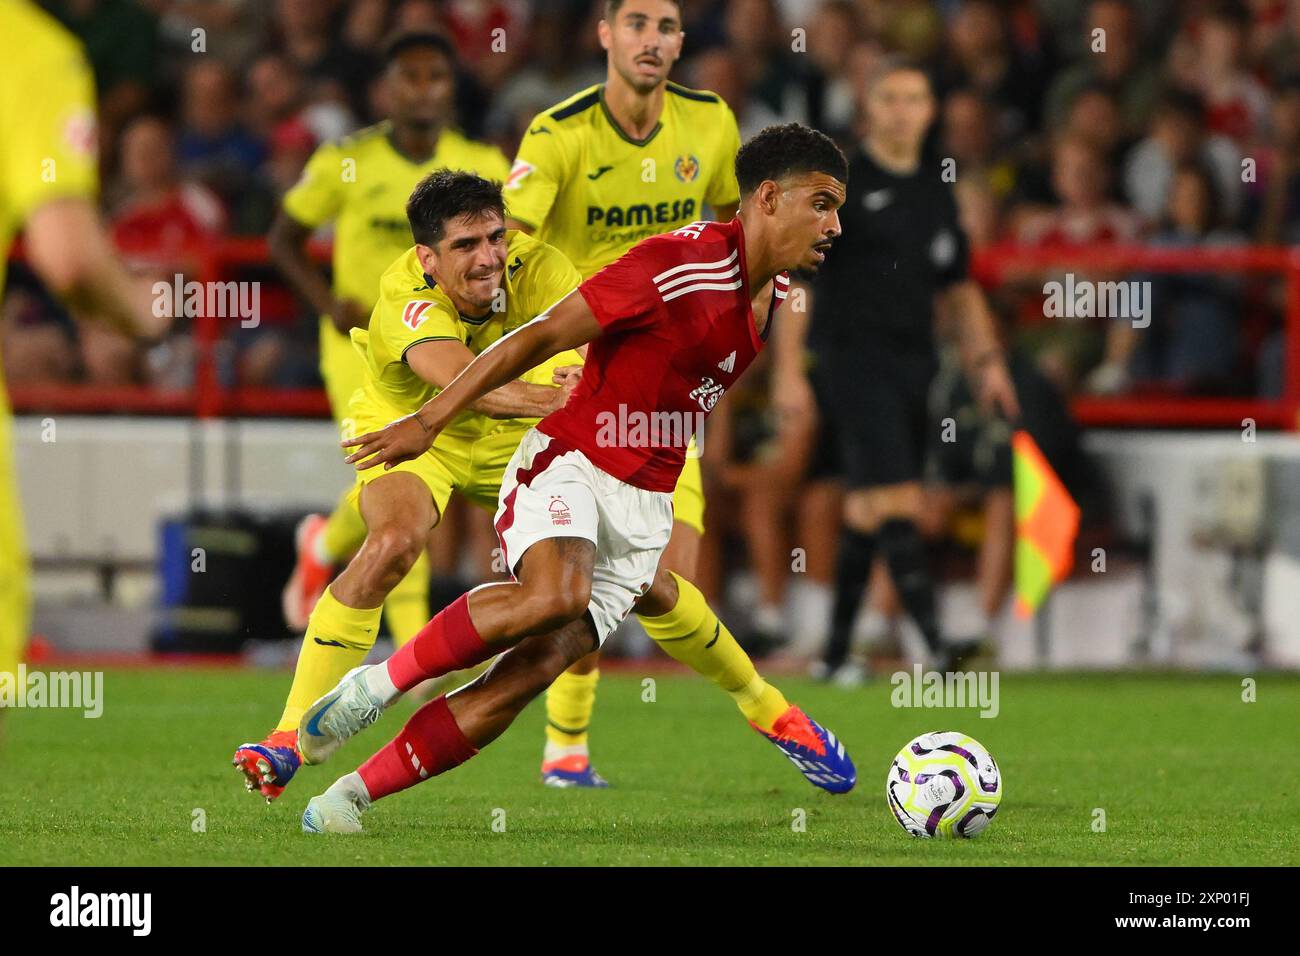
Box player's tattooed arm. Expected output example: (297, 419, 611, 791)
(342, 291, 601, 470)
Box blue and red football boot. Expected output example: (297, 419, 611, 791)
(752, 704, 856, 794)
(233, 729, 302, 803)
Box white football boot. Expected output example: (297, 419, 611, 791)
(297, 665, 385, 765)
(302, 773, 371, 835)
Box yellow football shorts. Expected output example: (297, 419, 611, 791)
(320, 319, 368, 425)
(671, 448, 705, 535)
(345, 396, 529, 520)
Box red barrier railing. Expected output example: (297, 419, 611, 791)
(8, 240, 1300, 428)
(972, 242, 1300, 429)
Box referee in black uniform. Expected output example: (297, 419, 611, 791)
(773, 59, 1019, 676)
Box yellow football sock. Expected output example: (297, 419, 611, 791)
(320, 489, 368, 565)
(544, 669, 600, 747)
(638, 572, 790, 732)
(276, 586, 381, 732)
(383, 549, 430, 649)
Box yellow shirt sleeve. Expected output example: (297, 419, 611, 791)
(523, 243, 582, 318)
(503, 118, 571, 230)
(3, 30, 98, 224)
(515, 239, 583, 386)
(282, 140, 345, 229)
(376, 291, 465, 365)
(705, 104, 742, 211)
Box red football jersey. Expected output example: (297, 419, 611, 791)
(539, 218, 790, 492)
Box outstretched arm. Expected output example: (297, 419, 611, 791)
(343, 290, 602, 469)
(405, 338, 575, 420)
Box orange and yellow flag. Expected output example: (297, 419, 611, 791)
(1013, 430, 1080, 617)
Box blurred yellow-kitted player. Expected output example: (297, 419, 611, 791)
(269, 31, 509, 645)
(233, 170, 582, 801)
(504, 0, 776, 787)
(0, 1, 170, 706)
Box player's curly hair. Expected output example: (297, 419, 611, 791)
(406, 170, 505, 246)
(734, 123, 848, 196)
(382, 30, 456, 67)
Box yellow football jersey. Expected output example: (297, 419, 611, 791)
(353, 230, 582, 440)
(504, 83, 741, 279)
(0, 0, 99, 300)
(283, 121, 510, 308)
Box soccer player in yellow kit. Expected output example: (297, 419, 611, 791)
(234, 171, 583, 799)
(271, 31, 508, 643)
(0, 1, 168, 727)
(504, 0, 790, 787)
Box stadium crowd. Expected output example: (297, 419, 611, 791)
(5, 0, 1299, 399)
(4, 0, 1299, 655)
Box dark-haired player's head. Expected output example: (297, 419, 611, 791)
(863, 56, 935, 157)
(407, 170, 508, 318)
(600, 0, 684, 94)
(382, 31, 457, 131)
(736, 123, 847, 277)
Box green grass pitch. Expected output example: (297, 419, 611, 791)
(1, 669, 1296, 866)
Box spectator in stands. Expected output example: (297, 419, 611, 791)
(440, 0, 529, 92)
(0, 266, 78, 387)
(1252, 0, 1300, 85)
(941, 87, 1017, 203)
(151, 0, 263, 69)
(1017, 133, 1143, 247)
(938, 0, 1043, 143)
(1064, 84, 1131, 172)
(109, 115, 227, 272)
(270, 0, 377, 119)
(722, 0, 811, 128)
(1114, 163, 1246, 392)
(953, 177, 1001, 249)
(245, 53, 308, 142)
(874, 0, 945, 64)
(487, 3, 604, 146)
(1123, 91, 1243, 228)
(1014, 133, 1144, 394)
(1011, 84, 1132, 221)
(340, 0, 391, 56)
(177, 60, 266, 213)
(802, 0, 866, 143)
(689, 47, 784, 142)
(1168, 0, 1270, 147)
(107, 115, 227, 389)
(1043, 0, 1161, 137)
(1249, 77, 1300, 245)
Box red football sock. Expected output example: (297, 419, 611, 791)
(356, 695, 478, 801)
(386, 593, 494, 691)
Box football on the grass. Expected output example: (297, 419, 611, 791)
(886, 731, 1002, 838)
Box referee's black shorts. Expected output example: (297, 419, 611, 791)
(809, 348, 937, 489)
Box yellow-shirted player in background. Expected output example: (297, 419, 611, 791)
(269, 34, 507, 660)
(0, 0, 168, 732)
(234, 170, 583, 799)
(505, 0, 794, 787)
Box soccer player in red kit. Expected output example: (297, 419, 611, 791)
(298, 124, 851, 833)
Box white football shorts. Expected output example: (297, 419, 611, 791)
(494, 428, 674, 645)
